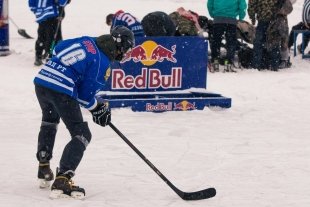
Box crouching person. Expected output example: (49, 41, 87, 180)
(34, 26, 135, 199)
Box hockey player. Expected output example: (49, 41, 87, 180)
(106, 10, 145, 37)
(28, 0, 70, 66)
(34, 26, 135, 199)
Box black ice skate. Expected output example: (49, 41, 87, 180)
(49, 170, 85, 200)
(38, 162, 54, 188)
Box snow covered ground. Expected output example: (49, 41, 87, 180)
(1, 0, 310, 206)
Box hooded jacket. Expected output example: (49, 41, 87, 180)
(207, 0, 247, 21)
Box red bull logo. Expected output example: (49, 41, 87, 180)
(121, 40, 177, 66)
(174, 100, 196, 111)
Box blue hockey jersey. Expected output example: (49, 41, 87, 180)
(111, 11, 145, 37)
(34, 36, 111, 110)
(28, 0, 69, 23)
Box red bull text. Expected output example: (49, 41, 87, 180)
(112, 67, 182, 90)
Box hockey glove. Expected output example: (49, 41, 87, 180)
(90, 102, 111, 127)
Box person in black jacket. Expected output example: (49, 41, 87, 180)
(141, 11, 176, 36)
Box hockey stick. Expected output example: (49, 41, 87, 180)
(9, 17, 33, 39)
(49, 8, 65, 56)
(108, 122, 216, 200)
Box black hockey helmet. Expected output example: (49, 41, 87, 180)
(111, 26, 135, 61)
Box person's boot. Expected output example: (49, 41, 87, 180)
(38, 162, 54, 188)
(224, 60, 236, 73)
(210, 59, 219, 72)
(34, 56, 43, 66)
(50, 169, 85, 199)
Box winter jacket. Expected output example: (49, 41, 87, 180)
(28, 0, 69, 23)
(303, 0, 310, 24)
(207, 0, 247, 20)
(34, 36, 111, 110)
(266, 0, 293, 50)
(248, 0, 277, 24)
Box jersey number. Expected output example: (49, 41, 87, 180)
(60, 44, 86, 66)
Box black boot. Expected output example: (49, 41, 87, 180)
(50, 169, 85, 199)
(34, 56, 43, 66)
(38, 162, 54, 188)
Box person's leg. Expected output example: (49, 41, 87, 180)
(44, 18, 58, 58)
(35, 84, 60, 187)
(40, 87, 90, 197)
(46, 89, 91, 173)
(34, 22, 47, 65)
(210, 23, 225, 62)
(225, 23, 237, 63)
(252, 21, 269, 69)
(35, 85, 60, 163)
(269, 45, 281, 71)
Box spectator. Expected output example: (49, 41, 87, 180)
(106, 10, 145, 37)
(288, 0, 310, 54)
(266, 0, 293, 69)
(28, 0, 70, 66)
(141, 11, 176, 36)
(207, 0, 247, 72)
(249, 0, 284, 71)
(169, 7, 204, 36)
(34, 26, 135, 199)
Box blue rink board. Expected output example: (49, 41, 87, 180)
(98, 90, 231, 112)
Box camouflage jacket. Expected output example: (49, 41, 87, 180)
(266, 0, 293, 50)
(248, 0, 278, 24)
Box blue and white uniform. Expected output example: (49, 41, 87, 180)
(111, 11, 145, 37)
(28, 0, 69, 23)
(34, 36, 111, 110)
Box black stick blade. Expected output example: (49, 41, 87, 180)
(181, 188, 216, 200)
(18, 29, 33, 39)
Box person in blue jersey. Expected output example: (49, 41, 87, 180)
(28, 0, 70, 66)
(34, 26, 135, 199)
(106, 10, 145, 37)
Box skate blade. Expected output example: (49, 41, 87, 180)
(38, 179, 51, 189)
(49, 190, 85, 200)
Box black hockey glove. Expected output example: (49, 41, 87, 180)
(90, 102, 111, 127)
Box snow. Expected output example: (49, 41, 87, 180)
(1, 0, 310, 206)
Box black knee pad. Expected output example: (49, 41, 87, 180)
(72, 122, 92, 148)
(40, 121, 59, 130)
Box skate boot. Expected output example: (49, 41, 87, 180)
(50, 169, 85, 200)
(38, 162, 54, 188)
(224, 60, 236, 73)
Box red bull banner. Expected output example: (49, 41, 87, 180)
(99, 36, 231, 112)
(107, 36, 208, 92)
(0, 0, 9, 56)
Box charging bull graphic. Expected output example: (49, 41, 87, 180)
(121, 40, 176, 66)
